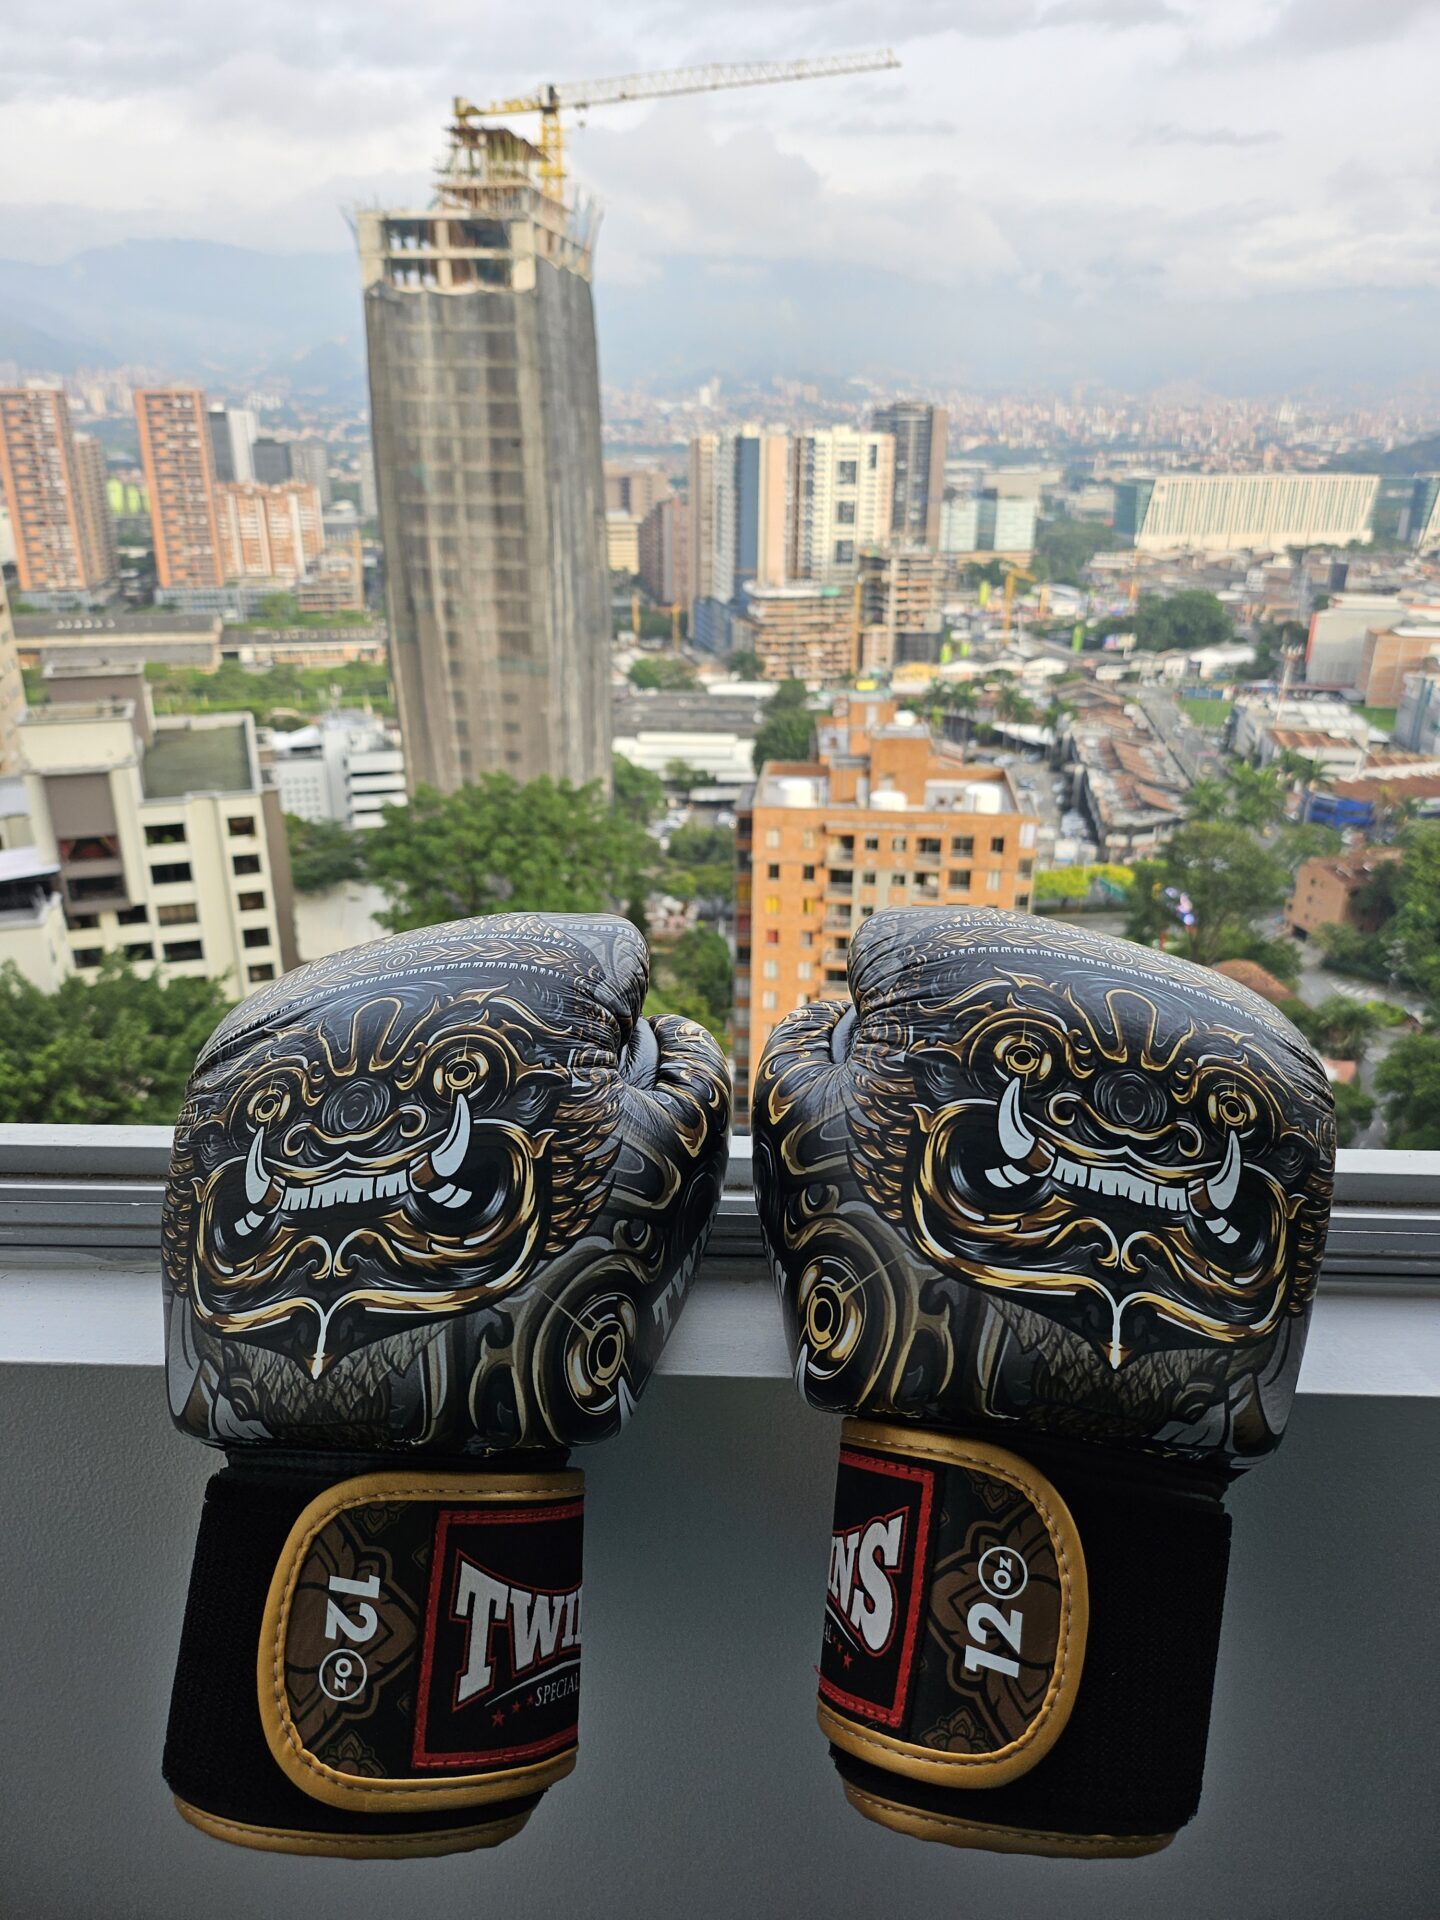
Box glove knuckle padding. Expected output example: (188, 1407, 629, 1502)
(164, 911, 730, 1454)
(756, 905, 1334, 1463)
(753, 906, 1336, 1855)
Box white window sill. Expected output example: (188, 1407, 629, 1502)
(1, 1131, 1436, 1397)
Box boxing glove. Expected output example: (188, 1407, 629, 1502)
(162, 912, 729, 1857)
(753, 906, 1333, 1857)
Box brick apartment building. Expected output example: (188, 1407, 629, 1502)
(734, 694, 1041, 1113)
(1286, 848, 1401, 939)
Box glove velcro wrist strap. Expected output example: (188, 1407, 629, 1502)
(164, 1457, 583, 1857)
(819, 1419, 1230, 1856)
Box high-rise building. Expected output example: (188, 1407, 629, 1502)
(71, 435, 118, 589)
(1408, 476, 1440, 552)
(730, 582, 855, 683)
(216, 481, 326, 583)
(206, 405, 259, 485)
(358, 116, 611, 792)
(289, 440, 333, 509)
(687, 434, 718, 619)
(638, 493, 688, 608)
(134, 389, 225, 592)
(604, 464, 669, 519)
(251, 438, 292, 485)
(976, 488, 1037, 557)
(1115, 472, 1379, 553)
(857, 547, 945, 672)
(734, 694, 1039, 1111)
(787, 429, 895, 584)
(0, 572, 24, 774)
(872, 401, 947, 545)
(17, 666, 297, 986)
(0, 386, 116, 602)
(714, 428, 790, 603)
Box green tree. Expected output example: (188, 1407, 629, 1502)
(363, 776, 652, 931)
(0, 956, 231, 1123)
(1273, 821, 1344, 874)
(669, 927, 733, 1023)
(1289, 995, 1382, 1061)
(728, 648, 762, 678)
(1332, 1081, 1376, 1147)
(1376, 1033, 1440, 1147)
(1384, 825, 1440, 998)
(753, 694, 815, 773)
(1032, 517, 1125, 587)
(1132, 591, 1232, 653)
(1313, 921, 1397, 986)
(1145, 823, 1290, 968)
(629, 656, 697, 692)
(286, 815, 364, 893)
(994, 682, 1037, 725)
(613, 755, 666, 829)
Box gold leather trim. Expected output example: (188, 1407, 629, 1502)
(824, 1420, 1088, 1790)
(841, 1781, 1173, 1858)
(258, 1468, 583, 1814)
(173, 1794, 533, 1858)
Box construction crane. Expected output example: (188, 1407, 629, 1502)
(455, 51, 901, 196)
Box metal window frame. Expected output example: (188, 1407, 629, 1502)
(0, 1128, 1436, 1389)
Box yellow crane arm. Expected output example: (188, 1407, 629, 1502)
(549, 51, 900, 112)
(455, 50, 900, 195)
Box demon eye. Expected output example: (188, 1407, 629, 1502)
(434, 1053, 484, 1095)
(995, 1034, 1052, 1080)
(248, 1085, 289, 1125)
(1209, 1089, 1257, 1131)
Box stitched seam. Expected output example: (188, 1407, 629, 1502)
(270, 1476, 578, 1800)
(832, 1432, 1077, 1773)
(184, 1810, 526, 1850)
(845, 1785, 1167, 1852)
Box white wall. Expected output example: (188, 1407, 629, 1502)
(0, 1369, 1434, 1919)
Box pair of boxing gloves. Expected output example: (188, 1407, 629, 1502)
(160, 906, 1334, 1859)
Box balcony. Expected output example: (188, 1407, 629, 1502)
(0, 1127, 1436, 1914)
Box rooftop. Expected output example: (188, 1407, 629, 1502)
(142, 720, 253, 801)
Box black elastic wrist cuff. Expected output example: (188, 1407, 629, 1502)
(164, 1452, 582, 1857)
(819, 1423, 1231, 1852)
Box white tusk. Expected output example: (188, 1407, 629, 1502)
(431, 1094, 471, 1179)
(1207, 1131, 1242, 1214)
(245, 1127, 271, 1207)
(998, 1076, 1035, 1161)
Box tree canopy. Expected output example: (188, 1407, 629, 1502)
(1125, 822, 1290, 969)
(363, 776, 652, 932)
(613, 755, 666, 829)
(1132, 590, 1232, 654)
(1031, 517, 1125, 587)
(286, 815, 365, 894)
(752, 686, 815, 773)
(0, 956, 231, 1123)
(628, 656, 697, 692)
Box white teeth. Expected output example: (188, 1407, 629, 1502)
(998, 1077, 1036, 1161)
(245, 1127, 271, 1207)
(1210, 1217, 1241, 1244)
(986, 1163, 1030, 1188)
(1207, 1131, 1242, 1214)
(431, 1094, 471, 1179)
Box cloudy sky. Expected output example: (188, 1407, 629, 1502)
(2, 0, 1438, 391)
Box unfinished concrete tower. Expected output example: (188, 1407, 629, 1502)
(358, 118, 610, 793)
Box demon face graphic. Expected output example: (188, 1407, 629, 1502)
(754, 909, 1335, 1462)
(170, 986, 619, 1379)
(850, 980, 1330, 1369)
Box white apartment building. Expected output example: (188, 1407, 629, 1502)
(0, 844, 73, 989)
(268, 711, 407, 830)
(1122, 472, 1379, 553)
(788, 430, 894, 585)
(16, 670, 297, 991)
(1306, 594, 1409, 687)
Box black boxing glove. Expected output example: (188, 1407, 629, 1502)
(753, 907, 1333, 1857)
(162, 913, 729, 1857)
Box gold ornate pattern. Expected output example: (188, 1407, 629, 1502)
(754, 908, 1335, 1466)
(163, 912, 730, 1452)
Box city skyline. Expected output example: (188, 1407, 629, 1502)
(2, 5, 1439, 394)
